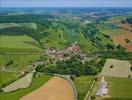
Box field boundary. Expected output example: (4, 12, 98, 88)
(84, 78, 96, 100)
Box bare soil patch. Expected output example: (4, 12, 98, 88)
(20, 76, 74, 100)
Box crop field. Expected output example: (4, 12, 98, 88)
(0, 35, 41, 53)
(105, 77, 132, 100)
(21, 76, 74, 100)
(0, 54, 40, 70)
(104, 17, 124, 25)
(0, 71, 18, 87)
(101, 59, 132, 78)
(0, 23, 37, 30)
(101, 28, 132, 52)
(116, 23, 132, 31)
(74, 76, 95, 100)
(0, 75, 52, 100)
(3, 73, 33, 92)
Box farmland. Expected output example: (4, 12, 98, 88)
(0, 54, 40, 70)
(74, 76, 95, 100)
(0, 7, 132, 100)
(3, 73, 33, 92)
(100, 59, 132, 78)
(0, 35, 41, 53)
(0, 71, 18, 87)
(21, 76, 74, 100)
(105, 77, 132, 100)
(115, 23, 132, 31)
(0, 75, 52, 100)
(0, 23, 37, 30)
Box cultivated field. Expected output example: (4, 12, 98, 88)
(100, 59, 132, 78)
(3, 73, 33, 92)
(0, 35, 41, 53)
(74, 76, 95, 100)
(0, 23, 37, 30)
(101, 29, 132, 52)
(21, 76, 74, 100)
(0, 54, 40, 71)
(116, 23, 132, 31)
(0, 71, 18, 87)
(0, 75, 52, 100)
(105, 77, 132, 100)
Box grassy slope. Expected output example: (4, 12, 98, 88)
(0, 54, 40, 70)
(0, 71, 18, 86)
(105, 77, 132, 100)
(0, 35, 41, 53)
(0, 75, 52, 100)
(0, 23, 37, 30)
(42, 27, 94, 52)
(74, 76, 95, 100)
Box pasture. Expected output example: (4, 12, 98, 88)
(0, 23, 37, 30)
(21, 76, 74, 100)
(0, 35, 41, 53)
(0, 75, 52, 100)
(105, 77, 132, 100)
(100, 59, 132, 78)
(0, 71, 18, 87)
(3, 73, 33, 92)
(74, 76, 95, 100)
(0, 54, 40, 71)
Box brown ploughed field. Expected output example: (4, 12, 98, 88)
(20, 76, 74, 100)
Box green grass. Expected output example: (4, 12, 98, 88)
(0, 35, 41, 53)
(105, 77, 132, 100)
(0, 54, 40, 71)
(0, 75, 52, 100)
(0, 23, 37, 30)
(41, 27, 94, 52)
(74, 76, 95, 100)
(0, 71, 18, 87)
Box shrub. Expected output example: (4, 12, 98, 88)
(110, 65, 114, 68)
(70, 75, 76, 81)
(6, 60, 14, 66)
(91, 95, 96, 99)
(128, 75, 131, 78)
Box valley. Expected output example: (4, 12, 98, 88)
(0, 7, 132, 100)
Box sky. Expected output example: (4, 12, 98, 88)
(1, 0, 132, 7)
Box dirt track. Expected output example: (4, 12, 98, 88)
(21, 76, 74, 100)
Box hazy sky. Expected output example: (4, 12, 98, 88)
(1, 0, 132, 7)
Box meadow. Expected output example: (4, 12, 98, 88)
(0, 23, 37, 30)
(0, 75, 52, 100)
(0, 35, 41, 53)
(74, 76, 95, 100)
(0, 54, 40, 70)
(0, 71, 18, 87)
(105, 77, 132, 100)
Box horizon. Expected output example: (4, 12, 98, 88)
(1, 0, 132, 7)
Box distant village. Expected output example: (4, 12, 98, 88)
(43, 42, 87, 64)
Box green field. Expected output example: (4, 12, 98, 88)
(0, 75, 52, 100)
(105, 77, 132, 100)
(0, 35, 41, 53)
(0, 54, 40, 70)
(74, 76, 95, 100)
(42, 28, 95, 52)
(0, 23, 37, 30)
(0, 71, 18, 87)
